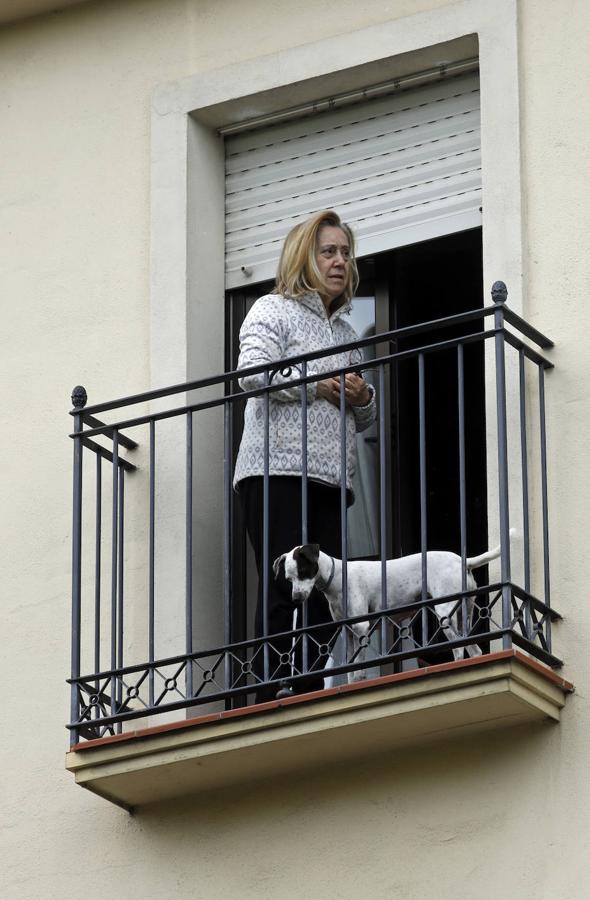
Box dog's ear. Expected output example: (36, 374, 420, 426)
(298, 543, 320, 564)
(293, 544, 320, 580)
(272, 554, 286, 580)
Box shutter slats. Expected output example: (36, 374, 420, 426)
(225, 190, 482, 279)
(228, 148, 481, 228)
(226, 74, 478, 155)
(226, 112, 480, 196)
(225, 94, 479, 175)
(226, 168, 481, 252)
(225, 72, 481, 288)
(228, 155, 481, 233)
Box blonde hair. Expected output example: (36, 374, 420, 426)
(274, 210, 359, 303)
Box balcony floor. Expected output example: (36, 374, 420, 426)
(66, 650, 573, 811)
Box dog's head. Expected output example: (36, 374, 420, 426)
(272, 543, 321, 603)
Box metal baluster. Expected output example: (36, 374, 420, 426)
(301, 361, 309, 675)
(492, 282, 512, 648)
(519, 348, 531, 639)
(457, 344, 468, 636)
(148, 421, 155, 708)
(418, 354, 428, 650)
(379, 364, 388, 655)
(116, 467, 125, 734)
(539, 365, 552, 650)
(186, 412, 193, 698)
(339, 372, 348, 620)
(223, 400, 232, 699)
(111, 429, 119, 722)
(94, 454, 102, 689)
(262, 370, 270, 683)
(70, 408, 84, 746)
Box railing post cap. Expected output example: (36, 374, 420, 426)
(71, 385, 88, 409)
(491, 281, 508, 304)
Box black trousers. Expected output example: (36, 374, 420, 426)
(240, 476, 342, 701)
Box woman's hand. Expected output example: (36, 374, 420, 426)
(317, 378, 340, 406)
(317, 373, 370, 407)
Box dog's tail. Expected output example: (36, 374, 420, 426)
(466, 528, 517, 570)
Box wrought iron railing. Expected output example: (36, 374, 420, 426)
(68, 282, 560, 745)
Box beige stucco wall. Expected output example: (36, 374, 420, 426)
(1, 0, 589, 898)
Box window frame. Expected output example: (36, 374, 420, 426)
(149, 0, 525, 394)
(147, 0, 526, 666)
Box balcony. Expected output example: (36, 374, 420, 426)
(65, 283, 572, 808)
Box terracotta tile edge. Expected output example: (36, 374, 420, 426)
(68, 650, 573, 753)
(512, 650, 574, 691)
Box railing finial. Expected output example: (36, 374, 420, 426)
(71, 385, 88, 409)
(491, 281, 508, 304)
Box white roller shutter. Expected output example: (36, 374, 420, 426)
(224, 71, 481, 289)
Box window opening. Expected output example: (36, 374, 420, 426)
(226, 228, 486, 672)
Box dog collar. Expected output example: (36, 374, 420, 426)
(316, 556, 335, 592)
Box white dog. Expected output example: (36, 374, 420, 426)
(273, 536, 511, 682)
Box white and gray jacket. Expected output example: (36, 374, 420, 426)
(233, 291, 376, 492)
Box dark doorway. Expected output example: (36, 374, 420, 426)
(376, 228, 488, 663)
(226, 227, 488, 666)
(380, 228, 487, 562)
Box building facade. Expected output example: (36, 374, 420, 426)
(2, 0, 588, 897)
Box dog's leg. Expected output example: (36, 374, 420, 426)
(346, 621, 370, 683)
(440, 609, 465, 662)
(433, 602, 482, 661)
(462, 590, 482, 658)
(456, 574, 482, 658)
(430, 566, 482, 660)
(345, 628, 356, 683)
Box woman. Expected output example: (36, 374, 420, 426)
(234, 209, 376, 701)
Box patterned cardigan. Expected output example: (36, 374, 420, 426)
(233, 290, 377, 492)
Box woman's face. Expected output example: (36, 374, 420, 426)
(315, 225, 351, 304)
